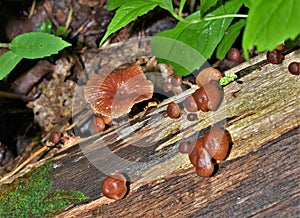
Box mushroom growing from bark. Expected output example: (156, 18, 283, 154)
(196, 67, 222, 87)
(84, 65, 154, 118)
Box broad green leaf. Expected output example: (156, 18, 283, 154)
(216, 19, 246, 59)
(0, 51, 23, 80)
(36, 19, 53, 34)
(242, 0, 252, 8)
(242, 0, 300, 58)
(200, 0, 219, 17)
(10, 32, 71, 59)
(106, 0, 127, 10)
(100, 0, 160, 45)
(152, 0, 243, 75)
(158, 0, 174, 13)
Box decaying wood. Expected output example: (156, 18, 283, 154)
(1, 47, 298, 217)
(53, 49, 300, 217)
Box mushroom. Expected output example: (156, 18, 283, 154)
(84, 65, 153, 118)
(195, 148, 215, 178)
(188, 138, 205, 166)
(184, 96, 198, 112)
(196, 67, 222, 87)
(203, 127, 230, 160)
(101, 173, 128, 200)
(192, 81, 224, 112)
(166, 102, 181, 119)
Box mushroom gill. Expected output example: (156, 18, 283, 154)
(84, 65, 153, 118)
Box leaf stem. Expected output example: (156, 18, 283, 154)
(170, 11, 185, 22)
(178, 0, 187, 17)
(184, 14, 248, 24)
(203, 14, 248, 21)
(0, 43, 10, 48)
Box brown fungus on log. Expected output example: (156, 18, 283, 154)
(166, 102, 181, 119)
(195, 67, 222, 87)
(192, 81, 224, 112)
(184, 96, 198, 112)
(195, 148, 215, 178)
(266, 50, 283, 64)
(101, 173, 128, 200)
(203, 127, 230, 160)
(84, 65, 153, 118)
(288, 62, 300, 75)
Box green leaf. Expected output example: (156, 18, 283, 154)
(158, 0, 174, 13)
(0, 51, 23, 80)
(242, 0, 252, 8)
(216, 19, 246, 59)
(106, 0, 127, 10)
(242, 0, 300, 58)
(200, 0, 219, 16)
(152, 0, 243, 75)
(36, 19, 53, 34)
(100, 0, 160, 45)
(10, 32, 71, 59)
(151, 36, 207, 76)
(56, 26, 71, 38)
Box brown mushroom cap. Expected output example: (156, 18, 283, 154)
(84, 65, 153, 118)
(192, 81, 224, 112)
(196, 67, 222, 87)
(203, 127, 230, 160)
(189, 138, 205, 166)
(101, 173, 127, 200)
(196, 148, 215, 177)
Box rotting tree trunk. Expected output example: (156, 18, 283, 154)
(53, 48, 300, 217)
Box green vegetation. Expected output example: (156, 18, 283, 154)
(0, 161, 88, 218)
(0, 32, 71, 80)
(102, 0, 300, 75)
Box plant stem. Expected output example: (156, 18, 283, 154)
(0, 43, 10, 48)
(203, 14, 248, 21)
(178, 0, 187, 17)
(183, 14, 248, 24)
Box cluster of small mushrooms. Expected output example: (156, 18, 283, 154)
(178, 127, 230, 177)
(166, 67, 224, 119)
(266, 45, 299, 75)
(164, 67, 232, 177)
(57, 45, 297, 200)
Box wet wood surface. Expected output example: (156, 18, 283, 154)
(53, 49, 300, 217)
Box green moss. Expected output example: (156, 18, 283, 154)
(0, 160, 88, 218)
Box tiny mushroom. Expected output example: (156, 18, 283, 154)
(196, 67, 222, 87)
(94, 116, 106, 132)
(84, 65, 154, 118)
(101, 173, 128, 200)
(192, 81, 224, 112)
(171, 75, 183, 87)
(227, 48, 241, 62)
(178, 141, 193, 154)
(50, 131, 61, 144)
(184, 96, 198, 112)
(195, 148, 215, 178)
(288, 62, 300, 75)
(167, 102, 181, 119)
(266, 50, 283, 64)
(188, 138, 205, 166)
(203, 127, 230, 160)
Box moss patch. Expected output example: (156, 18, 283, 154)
(0, 160, 88, 217)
